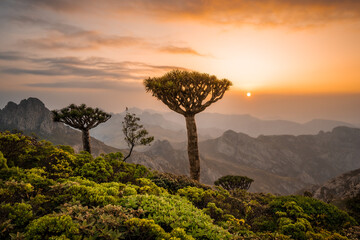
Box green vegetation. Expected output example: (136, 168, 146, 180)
(0, 131, 358, 239)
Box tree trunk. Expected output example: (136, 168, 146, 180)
(185, 115, 200, 181)
(123, 144, 134, 162)
(82, 129, 91, 154)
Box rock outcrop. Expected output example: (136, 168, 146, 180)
(0, 98, 118, 155)
(312, 168, 360, 203)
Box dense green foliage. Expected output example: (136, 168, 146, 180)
(0, 132, 358, 239)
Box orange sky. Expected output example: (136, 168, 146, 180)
(0, 0, 359, 124)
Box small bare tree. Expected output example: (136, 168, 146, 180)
(144, 70, 232, 181)
(52, 104, 111, 154)
(122, 108, 154, 162)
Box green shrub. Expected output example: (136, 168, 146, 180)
(135, 178, 168, 195)
(60, 203, 142, 239)
(177, 186, 249, 221)
(125, 218, 171, 239)
(214, 175, 254, 191)
(11, 168, 55, 191)
(43, 149, 76, 179)
(78, 156, 113, 182)
(0, 131, 41, 168)
(0, 180, 34, 203)
(51, 177, 124, 207)
(270, 196, 356, 231)
(0, 202, 33, 238)
(25, 214, 80, 240)
(0, 202, 33, 227)
(151, 171, 211, 194)
(113, 162, 152, 183)
(0, 151, 8, 169)
(278, 217, 312, 240)
(121, 194, 232, 239)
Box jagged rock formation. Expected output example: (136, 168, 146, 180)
(0, 98, 118, 155)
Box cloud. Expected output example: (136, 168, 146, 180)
(21, 33, 143, 51)
(9, 16, 145, 50)
(159, 46, 204, 56)
(8, 15, 205, 56)
(0, 51, 189, 86)
(26, 80, 142, 90)
(10, 0, 360, 28)
(0, 51, 28, 61)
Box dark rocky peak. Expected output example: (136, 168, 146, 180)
(19, 97, 45, 108)
(2, 97, 46, 113)
(0, 97, 51, 132)
(223, 129, 237, 138)
(2, 101, 17, 111)
(221, 129, 252, 144)
(148, 139, 174, 155)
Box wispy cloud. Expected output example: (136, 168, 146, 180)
(26, 80, 142, 90)
(7, 15, 206, 56)
(159, 46, 205, 56)
(9, 16, 145, 50)
(0, 51, 189, 89)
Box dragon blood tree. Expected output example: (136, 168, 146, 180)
(144, 70, 232, 181)
(52, 104, 111, 154)
(215, 175, 254, 191)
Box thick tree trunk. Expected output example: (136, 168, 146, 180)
(185, 115, 200, 181)
(82, 129, 91, 154)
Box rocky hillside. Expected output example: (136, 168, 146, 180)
(0, 97, 118, 155)
(312, 168, 360, 203)
(127, 127, 360, 195)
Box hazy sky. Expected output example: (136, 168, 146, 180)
(0, 0, 359, 124)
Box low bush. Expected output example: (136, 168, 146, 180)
(121, 194, 232, 239)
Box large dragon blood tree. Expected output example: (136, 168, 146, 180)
(52, 104, 111, 154)
(144, 70, 232, 181)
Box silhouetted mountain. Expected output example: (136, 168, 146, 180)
(127, 127, 360, 195)
(0, 97, 118, 155)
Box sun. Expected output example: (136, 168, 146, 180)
(246, 92, 252, 97)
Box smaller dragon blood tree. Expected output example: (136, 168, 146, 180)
(52, 104, 111, 154)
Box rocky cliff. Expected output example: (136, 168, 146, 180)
(0, 97, 118, 155)
(312, 168, 360, 203)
